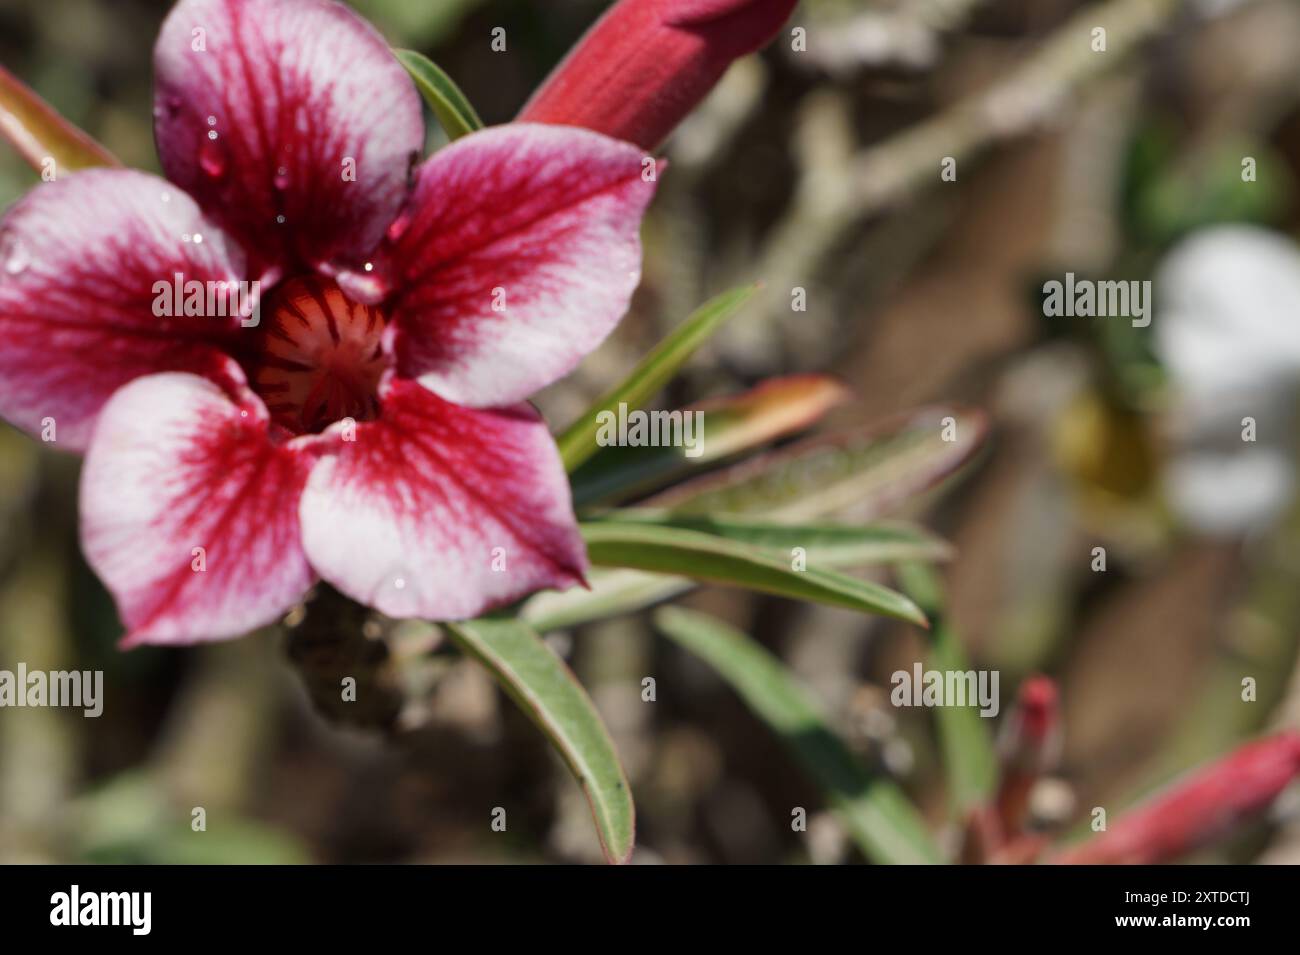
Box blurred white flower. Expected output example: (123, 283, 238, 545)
(1154, 225, 1300, 535)
(1165, 447, 1294, 536)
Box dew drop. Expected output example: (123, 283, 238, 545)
(198, 138, 227, 178)
(386, 211, 411, 242)
(192, 233, 204, 244)
(334, 266, 389, 305)
(276, 214, 286, 224)
(1, 235, 30, 276)
(181, 233, 192, 243)
(206, 115, 217, 127)
(207, 130, 218, 141)
(394, 577, 406, 590)
(154, 95, 183, 120)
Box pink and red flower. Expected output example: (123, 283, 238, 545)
(0, 0, 662, 645)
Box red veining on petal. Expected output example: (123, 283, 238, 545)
(252, 275, 387, 434)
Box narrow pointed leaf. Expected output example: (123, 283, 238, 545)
(557, 284, 757, 472)
(897, 562, 997, 814)
(0, 63, 118, 172)
(526, 518, 944, 631)
(395, 49, 484, 141)
(525, 568, 693, 633)
(443, 617, 635, 863)
(602, 513, 952, 564)
(651, 406, 988, 520)
(581, 521, 927, 626)
(655, 607, 941, 864)
(570, 375, 850, 507)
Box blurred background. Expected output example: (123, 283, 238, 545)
(3, 0, 1300, 863)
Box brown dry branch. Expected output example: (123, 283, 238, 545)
(757, 0, 1200, 306)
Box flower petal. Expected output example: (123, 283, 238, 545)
(299, 377, 587, 620)
(80, 366, 317, 646)
(0, 169, 248, 450)
(153, 0, 422, 277)
(1155, 226, 1300, 396)
(385, 124, 657, 408)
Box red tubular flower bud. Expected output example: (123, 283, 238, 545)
(958, 678, 1060, 862)
(995, 676, 1061, 836)
(518, 0, 799, 149)
(1052, 731, 1300, 865)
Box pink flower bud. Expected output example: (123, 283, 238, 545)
(518, 0, 798, 149)
(1052, 731, 1300, 864)
(995, 676, 1061, 835)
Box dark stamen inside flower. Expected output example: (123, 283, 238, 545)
(253, 276, 387, 435)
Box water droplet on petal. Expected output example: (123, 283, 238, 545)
(206, 115, 217, 127)
(394, 577, 406, 590)
(1, 235, 30, 276)
(334, 266, 389, 305)
(386, 211, 411, 242)
(192, 233, 203, 244)
(181, 233, 192, 243)
(276, 214, 286, 224)
(154, 95, 183, 120)
(207, 130, 218, 141)
(198, 139, 227, 178)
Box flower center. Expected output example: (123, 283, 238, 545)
(252, 276, 387, 435)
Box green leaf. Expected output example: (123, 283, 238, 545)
(897, 563, 997, 814)
(526, 518, 946, 632)
(443, 617, 635, 863)
(580, 521, 928, 626)
(525, 568, 693, 633)
(394, 49, 484, 141)
(535, 406, 983, 633)
(524, 517, 944, 632)
(1122, 125, 1293, 245)
(0, 63, 118, 172)
(355, 0, 488, 47)
(654, 607, 941, 864)
(557, 285, 758, 472)
(651, 406, 988, 521)
(570, 375, 849, 508)
(73, 773, 310, 864)
(600, 513, 952, 565)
